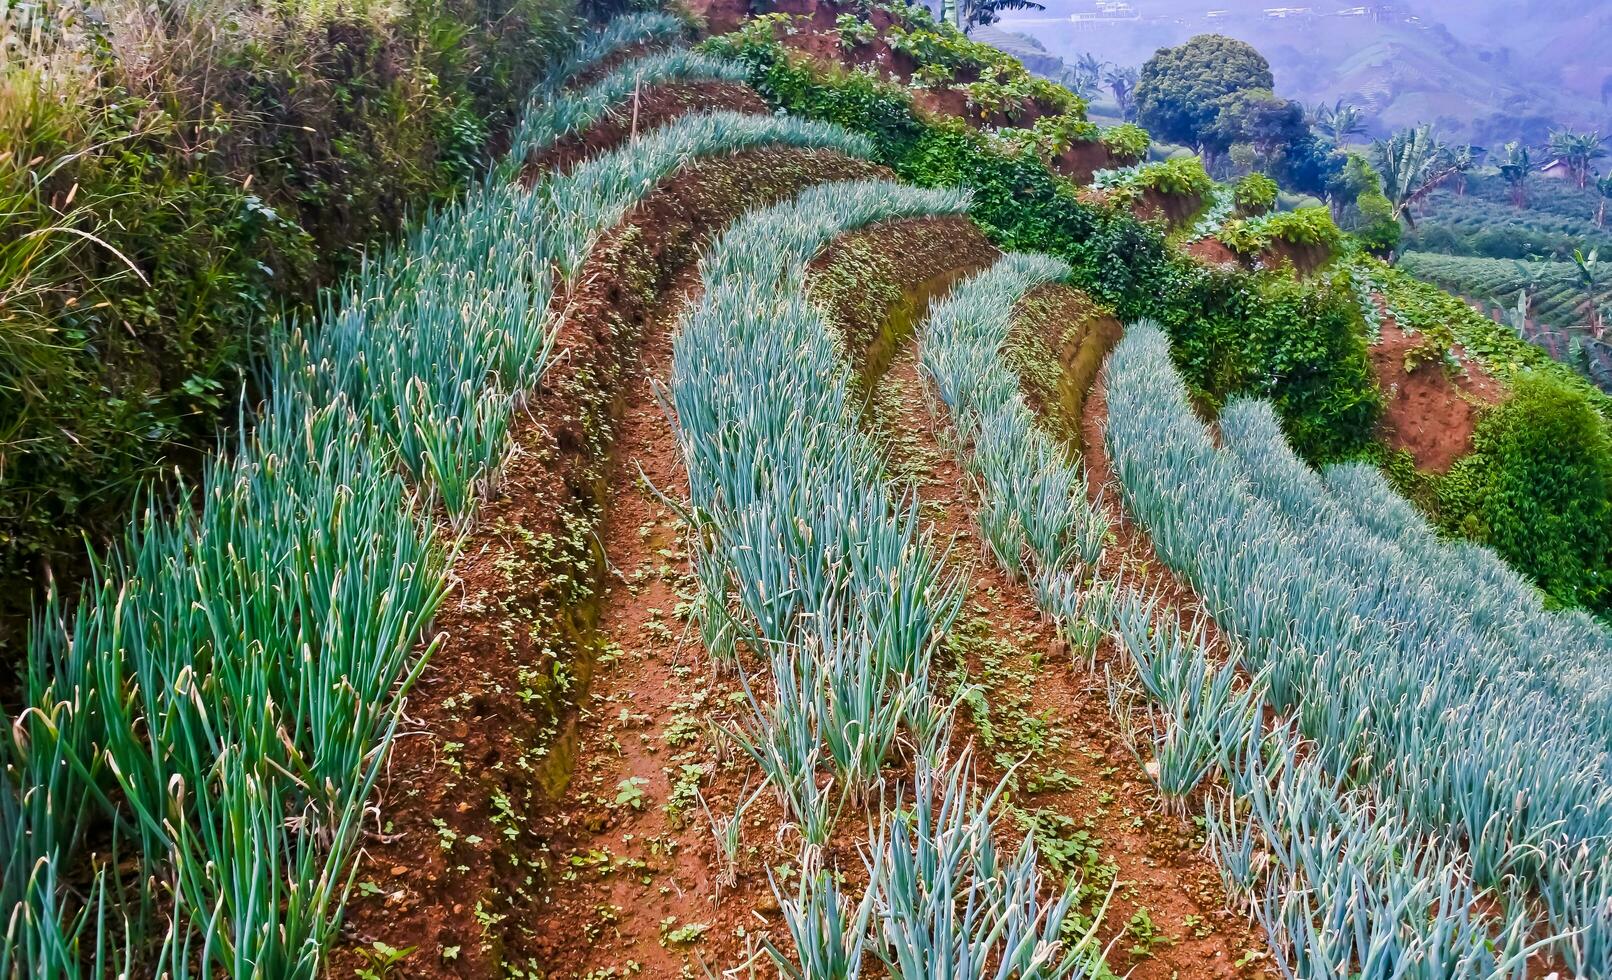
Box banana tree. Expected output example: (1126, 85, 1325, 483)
(1373, 125, 1469, 226)
(1497, 140, 1531, 208)
(1570, 248, 1608, 339)
(1547, 129, 1605, 189)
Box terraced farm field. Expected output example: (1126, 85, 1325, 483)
(1397, 251, 1590, 330)
(5, 5, 1612, 980)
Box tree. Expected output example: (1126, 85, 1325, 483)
(1134, 35, 1274, 149)
(1372, 125, 1468, 226)
(1569, 248, 1607, 338)
(1595, 175, 1612, 228)
(1061, 53, 1104, 99)
(1310, 99, 1366, 143)
(1206, 88, 1307, 162)
(1497, 140, 1532, 208)
(1547, 129, 1605, 189)
(942, 0, 1044, 30)
(1104, 65, 1138, 120)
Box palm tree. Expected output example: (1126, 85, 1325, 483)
(1547, 129, 1606, 189)
(1497, 141, 1531, 208)
(1373, 125, 1467, 226)
(1104, 66, 1138, 120)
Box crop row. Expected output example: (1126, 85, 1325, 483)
(670, 182, 1105, 976)
(0, 20, 877, 975)
(1398, 250, 1591, 329)
(1103, 323, 1612, 974)
(909, 256, 1589, 974)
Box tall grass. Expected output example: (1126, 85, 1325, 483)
(1103, 322, 1612, 973)
(0, 19, 861, 975)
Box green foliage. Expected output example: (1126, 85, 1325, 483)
(1218, 207, 1342, 257)
(1232, 172, 1278, 214)
(1438, 372, 1612, 611)
(1373, 257, 1612, 418)
(1133, 156, 1213, 197)
(1012, 114, 1101, 155)
(1397, 251, 1594, 332)
(0, 0, 582, 625)
(707, 29, 1381, 463)
(1133, 34, 1274, 151)
(1099, 122, 1150, 161)
(835, 12, 879, 49)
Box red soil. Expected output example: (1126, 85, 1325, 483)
(1134, 188, 1205, 230)
(1262, 238, 1333, 278)
(1185, 236, 1333, 278)
(1371, 317, 1505, 473)
(522, 80, 768, 179)
(1184, 236, 1240, 269)
(1053, 140, 1127, 184)
(332, 144, 889, 978)
(814, 232, 1267, 976)
(871, 346, 1269, 978)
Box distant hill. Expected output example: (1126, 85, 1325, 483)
(992, 0, 1612, 143)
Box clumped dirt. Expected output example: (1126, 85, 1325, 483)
(1053, 139, 1129, 184)
(522, 81, 768, 179)
(333, 145, 888, 979)
(1371, 318, 1505, 473)
(1133, 188, 1205, 230)
(1184, 236, 1240, 269)
(1262, 238, 1333, 277)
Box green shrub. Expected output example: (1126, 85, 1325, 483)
(1134, 156, 1213, 197)
(0, 0, 581, 632)
(1232, 172, 1278, 213)
(1437, 373, 1612, 611)
(1099, 122, 1151, 161)
(1219, 207, 1342, 256)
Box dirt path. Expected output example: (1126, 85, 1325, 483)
(528, 264, 781, 975)
(869, 346, 1268, 978)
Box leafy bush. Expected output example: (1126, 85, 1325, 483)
(1232, 172, 1278, 214)
(1099, 122, 1151, 161)
(1218, 207, 1342, 257)
(1437, 372, 1612, 611)
(0, 0, 586, 628)
(1134, 156, 1213, 197)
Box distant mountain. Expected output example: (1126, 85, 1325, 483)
(992, 0, 1612, 143)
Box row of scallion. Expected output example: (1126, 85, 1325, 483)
(914, 255, 1249, 808)
(669, 182, 1107, 976)
(0, 14, 884, 974)
(1101, 322, 1612, 976)
(914, 256, 1608, 975)
(499, 46, 749, 179)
